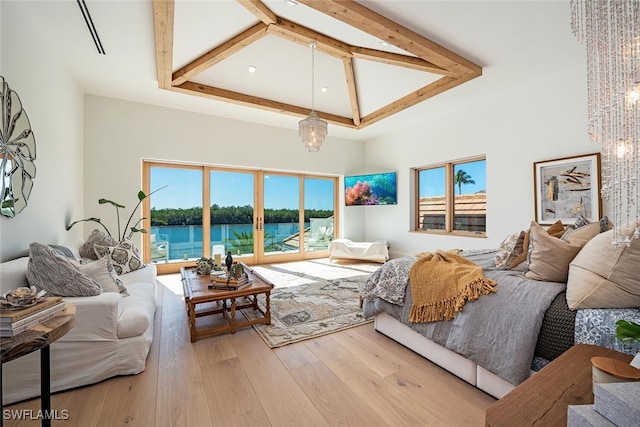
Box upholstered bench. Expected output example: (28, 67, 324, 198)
(328, 239, 389, 263)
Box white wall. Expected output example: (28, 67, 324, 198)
(0, 1, 84, 261)
(83, 95, 365, 248)
(362, 1, 603, 258)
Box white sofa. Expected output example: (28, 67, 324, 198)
(1, 255, 157, 405)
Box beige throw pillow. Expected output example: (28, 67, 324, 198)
(525, 222, 582, 282)
(79, 229, 118, 260)
(566, 221, 640, 310)
(509, 220, 565, 270)
(562, 221, 601, 247)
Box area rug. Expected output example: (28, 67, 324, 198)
(241, 260, 379, 348)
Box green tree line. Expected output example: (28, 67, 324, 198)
(150, 205, 333, 226)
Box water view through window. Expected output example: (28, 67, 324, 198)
(147, 164, 336, 263)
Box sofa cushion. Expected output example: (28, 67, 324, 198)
(94, 239, 146, 275)
(525, 222, 581, 283)
(0, 257, 30, 293)
(26, 242, 103, 297)
(566, 221, 640, 309)
(79, 229, 118, 260)
(117, 282, 156, 339)
(77, 257, 128, 295)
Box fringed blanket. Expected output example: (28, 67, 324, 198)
(409, 251, 497, 323)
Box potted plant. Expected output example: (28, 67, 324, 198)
(66, 187, 166, 241)
(615, 319, 640, 368)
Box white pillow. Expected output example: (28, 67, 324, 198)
(77, 256, 128, 295)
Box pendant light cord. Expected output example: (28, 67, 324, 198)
(310, 41, 317, 112)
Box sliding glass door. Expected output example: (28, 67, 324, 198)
(304, 177, 335, 252)
(144, 161, 338, 273)
(210, 169, 257, 264)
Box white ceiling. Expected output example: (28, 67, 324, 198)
(10, 0, 582, 142)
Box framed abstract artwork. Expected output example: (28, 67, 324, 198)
(533, 153, 601, 225)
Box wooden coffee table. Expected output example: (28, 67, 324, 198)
(180, 263, 273, 342)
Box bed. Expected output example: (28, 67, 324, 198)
(361, 220, 640, 398)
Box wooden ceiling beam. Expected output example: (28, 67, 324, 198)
(351, 46, 454, 77)
(359, 74, 478, 128)
(267, 18, 352, 59)
(172, 23, 268, 86)
(342, 57, 361, 126)
(297, 0, 482, 77)
(152, 0, 174, 90)
(174, 81, 356, 128)
(236, 0, 277, 24)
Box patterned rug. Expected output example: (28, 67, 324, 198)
(241, 259, 380, 348)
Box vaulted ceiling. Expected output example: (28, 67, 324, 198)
(153, 0, 482, 130)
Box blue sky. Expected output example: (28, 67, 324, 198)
(150, 168, 334, 210)
(419, 160, 486, 197)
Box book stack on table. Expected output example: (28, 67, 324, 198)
(211, 272, 252, 290)
(0, 297, 67, 337)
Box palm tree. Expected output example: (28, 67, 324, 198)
(454, 170, 475, 195)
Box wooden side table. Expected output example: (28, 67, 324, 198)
(1, 303, 76, 427)
(485, 344, 633, 427)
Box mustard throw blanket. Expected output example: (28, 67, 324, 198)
(409, 250, 497, 323)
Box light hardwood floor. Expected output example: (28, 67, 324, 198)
(4, 273, 495, 427)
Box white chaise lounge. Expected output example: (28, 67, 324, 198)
(329, 239, 389, 263)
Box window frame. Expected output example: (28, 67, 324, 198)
(412, 155, 486, 237)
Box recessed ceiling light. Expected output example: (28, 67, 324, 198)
(248, 65, 257, 73)
(321, 86, 328, 93)
(286, 0, 298, 5)
(380, 41, 390, 46)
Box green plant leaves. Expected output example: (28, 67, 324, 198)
(98, 198, 125, 208)
(615, 319, 640, 343)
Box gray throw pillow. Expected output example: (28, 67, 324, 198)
(26, 242, 102, 297)
(79, 229, 118, 260)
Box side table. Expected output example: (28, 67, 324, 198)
(1, 303, 76, 427)
(485, 343, 633, 427)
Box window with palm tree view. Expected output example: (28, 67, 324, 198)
(414, 156, 486, 235)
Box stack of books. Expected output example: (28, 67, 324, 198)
(0, 297, 67, 337)
(211, 272, 252, 290)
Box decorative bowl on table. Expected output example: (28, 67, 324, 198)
(0, 286, 47, 310)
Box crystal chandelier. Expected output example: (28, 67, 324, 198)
(571, 0, 640, 249)
(299, 41, 328, 152)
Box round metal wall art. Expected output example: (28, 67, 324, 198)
(0, 76, 36, 217)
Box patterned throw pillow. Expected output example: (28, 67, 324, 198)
(79, 229, 118, 260)
(77, 256, 128, 295)
(26, 242, 102, 297)
(494, 231, 525, 269)
(94, 239, 146, 275)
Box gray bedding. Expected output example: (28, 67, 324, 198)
(362, 250, 566, 386)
